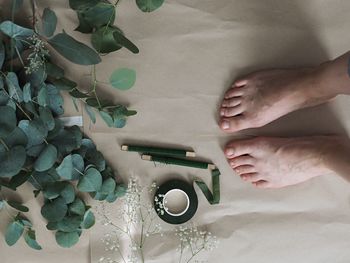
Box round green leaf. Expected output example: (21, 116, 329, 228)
(81, 210, 95, 229)
(69, 0, 99, 10)
(57, 215, 83, 232)
(46, 221, 58, 230)
(6, 72, 23, 102)
(91, 26, 122, 53)
(56, 155, 73, 180)
(0, 145, 26, 178)
(37, 86, 48, 107)
(7, 200, 29, 212)
(55, 231, 79, 248)
(3, 127, 28, 148)
(71, 154, 84, 180)
(43, 182, 64, 200)
(0, 20, 33, 38)
(136, 0, 165, 12)
(18, 119, 48, 148)
(0, 106, 16, 137)
(42, 8, 57, 37)
(48, 32, 101, 65)
(34, 144, 57, 172)
(109, 68, 136, 90)
(100, 178, 116, 195)
(41, 197, 68, 222)
(69, 198, 85, 216)
(24, 229, 42, 250)
(84, 3, 115, 28)
(60, 183, 75, 204)
(5, 220, 24, 246)
(77, 168, 102, 192)
(39, 106, 55, 131)
(23, 83, 32, 103)
(99, 111, 113, 127)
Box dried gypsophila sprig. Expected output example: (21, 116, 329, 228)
(96, 178, 163, 263)
(25, 34, 49, 74)
(176, 224, 219, 263)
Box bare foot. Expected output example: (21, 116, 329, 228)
(219, 68, 336, 132)
(224, 136, 350, 188)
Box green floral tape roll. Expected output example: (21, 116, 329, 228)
(154, 179, 198, 224)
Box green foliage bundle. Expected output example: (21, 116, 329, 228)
(67, 0, 165, 127)
(0, 0, 145, 249)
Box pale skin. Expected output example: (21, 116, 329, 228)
(220, 52, 350, 188)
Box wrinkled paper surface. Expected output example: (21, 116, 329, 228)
(2, 0, 350, 262)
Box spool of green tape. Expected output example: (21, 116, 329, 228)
(154, 179, 198, 224)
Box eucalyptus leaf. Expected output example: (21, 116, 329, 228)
(39, 106, 55, 131)
(77, 167, 102, 192)
(72, 97, 79, 112)
(46, 221, 58, 230)
(18, 119, 48, 148)
(75, 12, 93, 33)
(85, 150, 105, 171)
(81, 210, 95, 229)
(24, 229, 42, 250)
(42, 8, 57, 37)
(55, 231, 80, 248)
(99, 111, 113, 127)
(91, 26, 122, 53)
(46, 62, 64, 79)
(5, 220, 24, 246)
(34, 144, 57, 172)
(57, 215, 83, 232)
(0, 41, 5, 69)
(136, 0, 165, 12)
(6, 72, 23, 102)
(48, 32, 101, 65)
(100, 178, 116, 195)
(51, 78, 76, 91)
(60, 183, 75, 204)
(113, 30, 139, 54)
(41, 197, 68, 222)
(84, 3, 115, 28)
(7, 200, 29, 212)
(37, 85, 49, 106)
(0, 106, 16, 137)
(69, 88, 89, 98)
(8, 170, 31, 190)
(69, 198, 85, 216)
(113, 117, 126, 128)
(3, 127, 27, 148)
(109, 68, 136, 90)
(43, 182, 64, 199)
(71, 154, 84, 179)
(56, 155, 73, 180)
(85, 104, 96, 123)
(0, 145, 26, 178)
(91, 191, 107, 201)
(46, 84, 64, 115)
(0, 21, 33, 38)
(23, 83, 32, 103)
(69, 0, 99, 10)
(27, 144, 45, 157)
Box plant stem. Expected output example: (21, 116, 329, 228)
(0, 138, 10, 151)
(185, 247, 204, 263)
(91, 65, 102, 109)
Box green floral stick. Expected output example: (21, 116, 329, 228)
(122, 145, 196, 158)
(141, 155, 216, 170)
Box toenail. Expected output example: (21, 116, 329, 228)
(220, 109, 225, 116)
(221, 120, 230, 130)
(226, 148, 234, 157)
